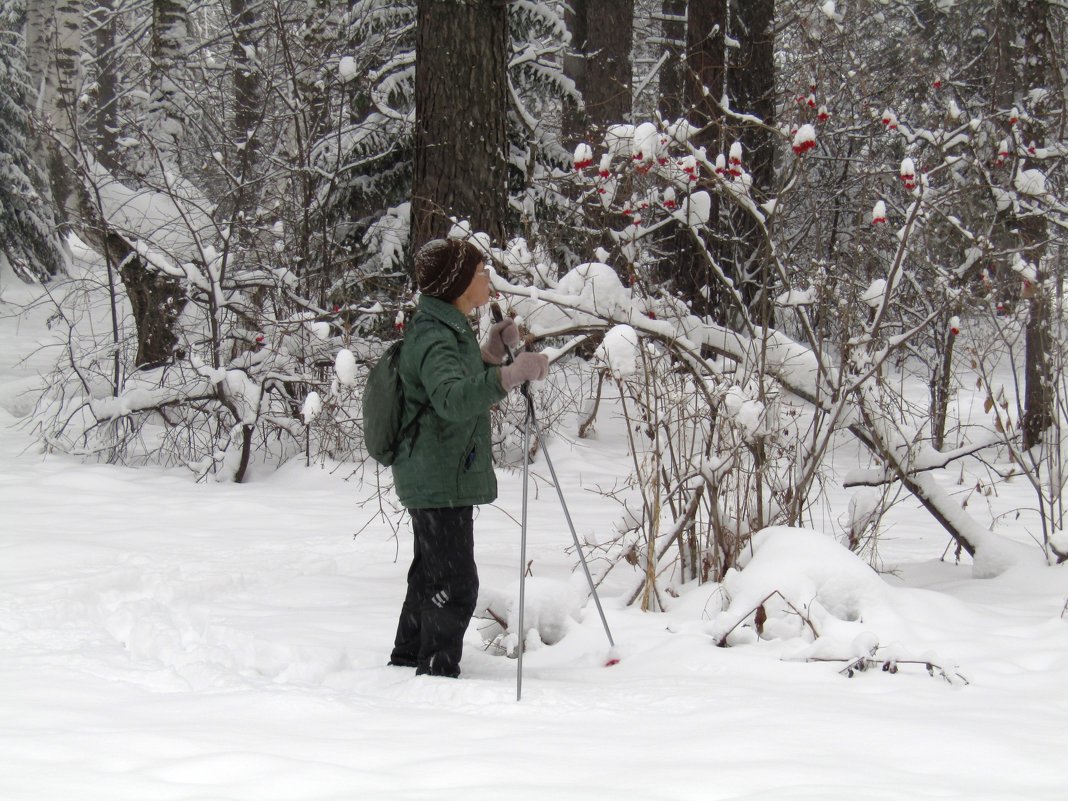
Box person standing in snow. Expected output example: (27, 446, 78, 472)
(388, 238, 549, 678)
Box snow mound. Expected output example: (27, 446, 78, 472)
(476, 579, 583, 655)
(714, 527, 886, 643)
(707, 527, 991, 675)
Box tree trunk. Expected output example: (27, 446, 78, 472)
(1020, 0, 1053, 449)
(149, 0, 190, 166)
(657, 0, 686, 120)
(992, 0, 1053, 449)
(90, 0, 120, 172)
(563, 0, 634, 144)
(669, 0, 727, 318)
(25, 0, 82, 227)
(411, 0, 509, 252)
(563, 0, 634, 267)
(727, 0, 775, 324)
(231, 0, 262, 231)
(115, 235, 183, 368)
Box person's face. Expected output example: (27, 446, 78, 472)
(454, 261, 491, 313)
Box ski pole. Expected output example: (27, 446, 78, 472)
(516, 371, 531, 702)
(490, 304, 616, 693)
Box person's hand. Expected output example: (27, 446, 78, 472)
(482, 318, 521, 365)
(500, 352, 549, 391)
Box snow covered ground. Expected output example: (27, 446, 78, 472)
(1, 274, 1066, 801)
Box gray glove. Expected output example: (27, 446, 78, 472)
(481, 318, 521, 365)
(500, 351, 549, 391)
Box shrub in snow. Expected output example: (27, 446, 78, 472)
(709, 528, 968, 683)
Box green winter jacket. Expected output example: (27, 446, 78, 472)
(391, 295, 507, 509)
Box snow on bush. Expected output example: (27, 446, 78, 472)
(595, 325, 640, 378)
(338, 56, 357, 82)
(1015, 168, 1047, 196)
(334, 349, 356, 387)
(512, 262, 631, 334)
(861, 278, 887, 308)
(301, 392, 322, 424)
(792, 124, 816, 155)
(722, 386, 765, 438)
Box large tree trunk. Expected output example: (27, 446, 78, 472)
(563, 0, 633, 144)
(411, 0, 509, 252)
(726, 0, 775, 325)
(992, 0, 1053, 449)
(669, 0, 727, 318)
(115, 237, 183, 369)
(657, 0, 687, 120)
(231, 0, 262, 224)
(563, 0, 634, 267)
(1019, 0, 1053, 449)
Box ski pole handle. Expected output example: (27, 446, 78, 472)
(490, 301, 519, 365)
(491, 301, 537, 404)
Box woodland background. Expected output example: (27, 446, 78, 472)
(2, 0, 1067, 601)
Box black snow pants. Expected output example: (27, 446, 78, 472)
(390, 506, 478, 677)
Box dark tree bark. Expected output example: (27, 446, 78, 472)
(563, 0, 634, 267)
(116, 238, 183, 369)
(727, 0, 775, 324)
(685, 0, 727, 139)
(411, 0, 509, 252)
(72, 219, 183, 369)
(657, 0, 687, 120)
(667, 0, 776, 325)
(563, 0, 634, 143)
(231, 0, 262, 221)
(669, 0, 728, 318)
(991, 0, 1053, 449)
(90, 0, 120, 172)
(1019, 0, 1054, 449)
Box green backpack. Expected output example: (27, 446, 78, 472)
(362, 339, 415, 466)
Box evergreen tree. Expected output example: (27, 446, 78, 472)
(0, 0, 65, 281)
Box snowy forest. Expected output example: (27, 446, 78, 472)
(1, 1, 1067, 797)
(5, 0, 1067, 578)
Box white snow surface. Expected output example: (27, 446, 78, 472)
(1, 275, 1067, 800)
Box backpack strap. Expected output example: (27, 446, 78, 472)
(396, 322, 433, 452)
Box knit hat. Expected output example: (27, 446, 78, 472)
(415, 238, 482, 302)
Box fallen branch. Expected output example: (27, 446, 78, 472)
(842, 432, 1010, 488)
(808, 654, 970, 686)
